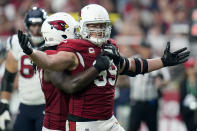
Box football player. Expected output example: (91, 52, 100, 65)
(38, 12, 111, 131)
(0, 7, 47, 131)
(17, 4, 190, 131)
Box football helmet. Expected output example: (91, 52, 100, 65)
(41, 12, 78, 47)
(79, 4, 111, 46)
(25, 7, 48, 45)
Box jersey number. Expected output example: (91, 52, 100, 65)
(94, 63, 117, 87)
(20, 55, 34, 78)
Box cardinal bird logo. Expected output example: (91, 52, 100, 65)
(48, 20, 69, 31)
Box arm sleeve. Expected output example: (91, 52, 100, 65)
(120, 57, 148, 77)
(57, 41, 76, 53)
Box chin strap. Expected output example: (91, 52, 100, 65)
(89, 37, 106, 46)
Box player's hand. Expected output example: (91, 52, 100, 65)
(17, 30, 33, 55)
(161, 41, 190, 67)
(93, 53, 110, 73)
(0, 99, 10, 130)
(102, 40, 122, 66)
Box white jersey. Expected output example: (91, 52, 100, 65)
(130, 66, 170, 101)
(129, 55, 170, 101)
(7, 34, 45, 105)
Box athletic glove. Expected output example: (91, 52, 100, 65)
(161, 41, 190, 67)
(102, 40, 124, 68)
(18, 30, 33, 55)
(0, 99, 10, 131)
(93, 53, 110, 73)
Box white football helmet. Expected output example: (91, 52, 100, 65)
(79, 4, 112, 46)
(41, 12, 78, 47)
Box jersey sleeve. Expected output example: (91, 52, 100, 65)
(45, 50, 57, 55)
(6, 36, 12, 50)
(108, 39, 119, 50)
(57, 40, 77, 53)
(57, 39, 91, 53)
(7, 34, 21, 61)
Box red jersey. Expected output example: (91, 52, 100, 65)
(57, 39, 118, 120)
(41, 50, 69, 131)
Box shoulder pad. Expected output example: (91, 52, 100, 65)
(57, 39, 93, 52)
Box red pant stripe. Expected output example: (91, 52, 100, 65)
(69, 121, 76, 131)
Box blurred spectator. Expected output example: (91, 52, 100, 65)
(0, 0, 196, 130)
(100, 0, 116, 13)
(63, 0, 83, 13)
(128, 41, 170, 131)
(147, 24, 167, 56)
(180, 58, 197, 131)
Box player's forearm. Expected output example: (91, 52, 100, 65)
(30, 49, 53, 70)
(50, 67, 99, 94)
(0, 92, 11, 101)
(30, 50, 77, 71)
(1, 68, 16, 98)
(66, 67, 99, 93)
(147, 58, 164, 72)
(30, 50, 66, 71)
(120, 57, 164, 76)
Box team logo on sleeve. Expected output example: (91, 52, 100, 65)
(48, 20, 69, 31)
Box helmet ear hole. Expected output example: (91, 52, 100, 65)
(62, 35, 67, 39)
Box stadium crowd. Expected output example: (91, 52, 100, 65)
(0, 0, 197, 131)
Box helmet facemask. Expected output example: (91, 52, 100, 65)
(27, 23, 44, 45)
(81, 21, 111, 46)
(79, 4, 112, 46)
(24, 7, 47, 46)
(30, 35, 44, 45)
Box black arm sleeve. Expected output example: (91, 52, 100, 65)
(120, 57, 148, 77)
(134, 58, 141, 74)
(120, 57, 129, 75)
(1, 69, 17, 92)
(141, 58, 148, 74)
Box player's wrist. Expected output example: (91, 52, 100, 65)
(93, 64, 103, 73)
(29, 49, 37, 56)
(92, 66, 100, 73)
(161, 57, 167, 67)
(0, 99, 9, 114)
(24, 48, 33, 55)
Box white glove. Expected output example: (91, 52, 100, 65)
(0, 99, 10, 130)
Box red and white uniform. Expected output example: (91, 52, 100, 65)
(41, 50, 69, 131)
(57, 39, 125, 131)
